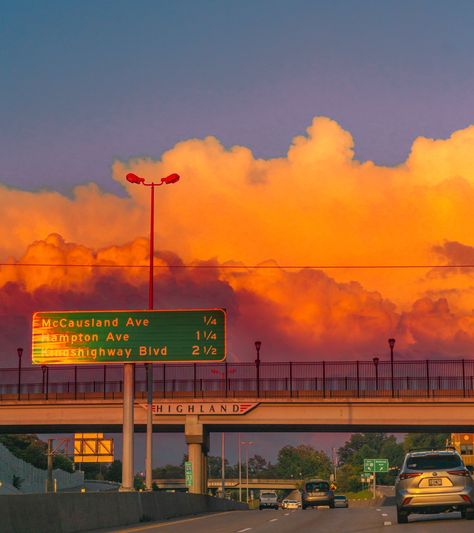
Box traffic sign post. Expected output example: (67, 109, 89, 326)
(364, 459, 389, 473)
(364, 459, 389, 499)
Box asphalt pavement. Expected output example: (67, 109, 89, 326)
(89, 504, 474, 533)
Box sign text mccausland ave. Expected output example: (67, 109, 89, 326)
(32, 309, 226, 364)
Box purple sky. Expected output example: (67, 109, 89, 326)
(3, 1, 474, 196)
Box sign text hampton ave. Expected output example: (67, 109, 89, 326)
(32, 309, 226, 365)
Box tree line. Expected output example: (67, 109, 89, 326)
(1, 432, 451, 492)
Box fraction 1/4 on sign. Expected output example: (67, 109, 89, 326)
(203, 315, 217, 325)
(195, 330, 217, 340)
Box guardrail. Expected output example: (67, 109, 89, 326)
(2, 359, 474, 400)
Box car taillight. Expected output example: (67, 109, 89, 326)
(447, 470, 471, 477)
(399, 472, 421, 480)
(402, 497, 412, 506)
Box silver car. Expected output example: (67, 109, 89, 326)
(301, 479, 334, 509)
(395, 449, 474, 523)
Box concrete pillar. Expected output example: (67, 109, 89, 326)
(188, 443, 202, 494)
(201, 451, 208, 494)
(185, 416, 208, 494)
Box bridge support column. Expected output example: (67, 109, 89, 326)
(201, 433, 209, 494)
(185, 416, 207, 494)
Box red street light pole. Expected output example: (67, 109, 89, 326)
(255, 341, 261, 397)
(17, 347, 23, 400)
(388, 338, 395, 398)
(125, 172, 180, 491)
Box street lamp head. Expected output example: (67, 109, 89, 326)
(388, 338, 396, 349)
(126, 172, 145, 185)
(373, 356, 379, 366)
(254, 341, 261, 352)
(17, 347, 23, 358)
(41, 365, 47, 372)
(161, 173, 180, 184)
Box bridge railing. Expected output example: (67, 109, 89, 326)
(2, 359, 474, 400)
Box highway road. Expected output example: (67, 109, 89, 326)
(91, 506, 474, 533)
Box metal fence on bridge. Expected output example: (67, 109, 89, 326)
(2, 359, 474, 400)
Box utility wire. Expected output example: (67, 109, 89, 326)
(0, 262, 471, 270)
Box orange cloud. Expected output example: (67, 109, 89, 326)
(3, 117, 474, 362)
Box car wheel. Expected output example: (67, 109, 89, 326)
(329, 501, 335, 509)
(465, 507, 474, 520)
(397, 508, 409, 524)
(259, 506, 262, 510)
(302, 505, 306, 510)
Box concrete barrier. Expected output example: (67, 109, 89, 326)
(0, 491, 248, 533)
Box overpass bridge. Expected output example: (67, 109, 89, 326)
(2, 358, 474, 494)
(153, 478, 300, 490)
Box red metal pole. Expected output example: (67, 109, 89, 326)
(149, 184, 155, 310)
(146, 183, 155, 491)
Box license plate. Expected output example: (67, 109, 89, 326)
(429, 478, 442, 486)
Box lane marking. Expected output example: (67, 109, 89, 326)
(376, 508, 381, 511)
(284, 513, 290, 515)
(237, 529, 252, 532)
(108, 511, 232, 532)
(269, 518, 278, 522)
(382, 513, 388, 516)
(384, 521, 392, 526)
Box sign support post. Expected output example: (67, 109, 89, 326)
(121, 363, 134, 491)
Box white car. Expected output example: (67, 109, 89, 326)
(286, 500, 299, 509)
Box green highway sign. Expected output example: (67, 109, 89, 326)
(364, 459, 389, 473)
(185, 461, 193, 487)
(32, 309, 226, 365)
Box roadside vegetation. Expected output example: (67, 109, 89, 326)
(335, 432, 449, 492)
(1, 432, 450, 494)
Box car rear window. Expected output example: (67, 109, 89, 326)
(261, 492, 276, 497)
(406, 454, 462, 470)
(305, 481, 329, 491)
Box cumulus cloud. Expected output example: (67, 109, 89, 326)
(3, 117, 474, 363)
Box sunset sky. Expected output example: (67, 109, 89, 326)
(3, 1, 474, 465)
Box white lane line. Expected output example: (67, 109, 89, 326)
(376, 508, 381, 511)
(382, 513, 388, 516)
(284, 513, 290, 515)
(384, 521, 392, 526)
(238, 529, 252, 532)
(269, 518, 278, 522)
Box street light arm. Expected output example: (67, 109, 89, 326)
(126, 172, 180, 187)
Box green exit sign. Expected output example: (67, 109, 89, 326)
(185, 461, 193, 487)
(364, 458, 389, 473)
(32, 309, 226, 365)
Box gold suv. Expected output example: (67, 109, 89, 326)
(395, 449, 474, 524)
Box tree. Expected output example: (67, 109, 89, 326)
(105, 460, 122, 482)
(152, 464, 184, 479)
(335, 464, 361, 493)
(337, 433, 388, 466)
(337, 433, 405, 486)
(275, 445, 331, 480)
(0, 434, 74, 473)
(403, 433, 449, 453)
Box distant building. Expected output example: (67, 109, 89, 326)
(450, 433, 474, 466)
